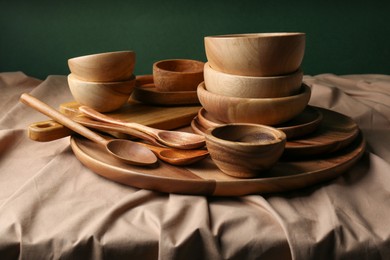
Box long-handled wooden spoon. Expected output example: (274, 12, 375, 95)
(20, 93, 158, 166)
(27, 119, 209, 166)
(78, 105, 206, 150)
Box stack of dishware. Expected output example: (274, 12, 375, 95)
(67, 51, 136, 112)
(198, 32, 309, 126)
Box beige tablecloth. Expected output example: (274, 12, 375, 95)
(1, 72, 390, 259)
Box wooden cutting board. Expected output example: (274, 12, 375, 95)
(29, 100, 201, 142)
(70, 132, 365, 196)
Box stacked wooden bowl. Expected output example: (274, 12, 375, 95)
(199, 32, 309, 126)
(67, 51, 136, 112)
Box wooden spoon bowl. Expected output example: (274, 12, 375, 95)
(197, 81, 311, 126)
(205, 123, 286, 178)
(68, 74, 136, 112)
(153, 59, 204, 91)
(68, 50, 136, 82)
(205, 32, 305, 77)
(204, 62, 303, 98)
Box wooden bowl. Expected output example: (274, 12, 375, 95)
(67, 73, 135, 112)
(204, 62, 303, 98)
(205, 123, 286, 178)
(205, 32, 305, 76)
(153, 59, 204, 91)
(197, 82, 311, 125)
(68, 51, 135, 82)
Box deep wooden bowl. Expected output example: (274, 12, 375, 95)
(205, 123, 286, 178)
(153, 59, 204, 91)
(67, 73, 135, 112)
(68, 51, 135, 82)
(197, 82, 311, 125)
(204, 62, 303, 98)
(205, 32, 305, 76)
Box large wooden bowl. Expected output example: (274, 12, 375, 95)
(68, 51, 135, 82)
(197, 82, 311, 125)
(153, 59, 204, 91)
(204, 32, 305, 76)
(67, 73, 135, 112)
(205, 123, 286, 178)
(204, 62, 303, 98)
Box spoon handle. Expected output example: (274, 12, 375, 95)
(79, 105, 160, 138)
(20, 93, 108, 146)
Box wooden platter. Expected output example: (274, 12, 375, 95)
(132, 75, 200, 106)
(70, 131, 365, 196)
(192, 107, 360, 157)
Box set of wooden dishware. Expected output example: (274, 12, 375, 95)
(20, 33, 366, 195)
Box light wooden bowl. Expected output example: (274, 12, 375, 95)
(68, 51, 135, 82)
(153, 59, 204, 91)
(205, 32, 305, 76)
(197, 82, 311, 125)
(204, 62, 303, 98)
(205, 123, 286, 178)
(67, 73, 136, 112)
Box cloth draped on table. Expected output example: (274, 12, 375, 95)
(0, 71, 389, 259)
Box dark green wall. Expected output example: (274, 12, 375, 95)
(1, 0, 389, 80)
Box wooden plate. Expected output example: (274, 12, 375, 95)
(70, 132, 365, 196)
(192, 107, 359, 157)
(197, 106, 323, 139)
(131, 75, 200, 106)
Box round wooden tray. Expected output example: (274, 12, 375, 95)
(70, 131, 365, 196)
(192, 107, 360, 157)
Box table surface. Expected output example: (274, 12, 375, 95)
(1, 72, 390, 259)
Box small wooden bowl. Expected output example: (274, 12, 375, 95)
(204, 62, 303, 98)
(153, 59, 204, 91)
(205, 123, 286, 178)
(68, 51, 135, 82)
(197, 82, 311, 125)
(205, 32, 305, 76)
(67, 73, 136, 112)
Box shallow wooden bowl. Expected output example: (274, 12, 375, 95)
(197, 82, 311, 125)
(67, 73, 135, 112)
(205, 123, 286, 178)
(68, 51, 135, 82)
(205, 32, 305, 76)
(153, 59, 204, 91)
(204, 62, 303, 98)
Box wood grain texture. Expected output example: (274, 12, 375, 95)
(197, 82, 311, 125)
(204, 62, 303, 98)
(68, 50, 135, 82)
(204, 32, 305, 76)
(70, 131, 365, 196)
(153, 59, 204, 91)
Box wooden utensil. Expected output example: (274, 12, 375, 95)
(27, 119, 208, 166)
(79, 105, 206, 150)
(20, 93, 158, 166)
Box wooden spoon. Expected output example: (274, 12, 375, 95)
(137, 143, 208, 166)
(78, 105, 206, 149)
(20, 93, 158, 166)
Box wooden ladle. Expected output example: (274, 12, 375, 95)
(78, 105, 206, 149)
(20, 93, 158, 166)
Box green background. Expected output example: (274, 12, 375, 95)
(1, 0, 389, 80)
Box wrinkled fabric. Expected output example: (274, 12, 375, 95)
(0, 72, 389, 259)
